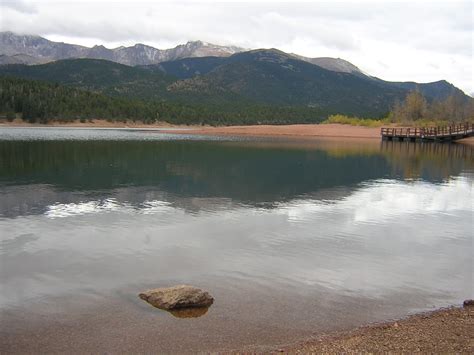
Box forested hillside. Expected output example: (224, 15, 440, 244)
(0, 77, 331, 125)
(0, 59, 174, 99)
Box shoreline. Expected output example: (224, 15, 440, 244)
(2, 301, 472, 353)
(1, 119, 473, 144)
(276, 304, 473, 353)
(164, 123, 382, 139)
(0, 119, 390, 140)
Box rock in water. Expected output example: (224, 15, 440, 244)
(463, 299, 474, 307)
(139, 285, 214, 310)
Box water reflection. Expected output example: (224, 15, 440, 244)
(0, 138, 473, 219)
(381, 140, 474, 181)
(0, 177, 471, 308)
(0, 131, 472, 336)
(169, 307, 210, 318)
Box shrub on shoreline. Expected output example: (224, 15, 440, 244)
(322, 114, 389, 127)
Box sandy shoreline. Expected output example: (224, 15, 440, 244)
(165, 123, 382, 139)
(282, 304, 473, 353)
(2, 301, 472, 353)
(0, 119, 382, 138)
(2, 119, 474, 144)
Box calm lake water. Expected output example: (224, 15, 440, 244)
(0, 127, 473, 352)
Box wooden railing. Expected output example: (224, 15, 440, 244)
(381, 123, 474, 139)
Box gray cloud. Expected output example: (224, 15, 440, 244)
(0, 0, 472, 93)
(0, 0, 37, 14)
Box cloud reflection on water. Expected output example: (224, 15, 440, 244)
(284, 176, 473, 224)
(0, 176, 472, 309)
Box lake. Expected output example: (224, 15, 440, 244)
(0, 127, 472, 352)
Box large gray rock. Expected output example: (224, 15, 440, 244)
(139, 285, 214, 310)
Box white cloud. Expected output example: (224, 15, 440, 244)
(0, 0, 472, 93)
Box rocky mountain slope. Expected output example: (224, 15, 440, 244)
(0, 53, 49, 65)
(0, 32, 243, 66)
(0, 31, 367, 75)
(291, 54, 364, 74)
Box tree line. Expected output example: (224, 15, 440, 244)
(0, 76, 331, 125)
(390, 90, 474, 124)
(323, 91, 474, 127)
(2, 76, 472, 126)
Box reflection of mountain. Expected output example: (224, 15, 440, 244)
(0, 139, 472, 218)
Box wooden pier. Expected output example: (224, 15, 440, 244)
(381, 123, 474, 142)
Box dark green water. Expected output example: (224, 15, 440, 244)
(0, 127, 473, 352)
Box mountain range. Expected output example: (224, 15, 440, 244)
(0, 31, 365, 75)
(0, 31, 243, 66)
(0, 31, 470, 123)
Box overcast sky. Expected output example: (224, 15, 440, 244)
(1, 0, 472, 95)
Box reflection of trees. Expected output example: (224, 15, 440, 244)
(380, 141, 474, 181)
(0, 140, 388, 205)
(0, 139, 472, 218)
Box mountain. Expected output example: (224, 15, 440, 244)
(80, 41, 243, 66)
(1, 31, 469, 103)
(0, 58, 173, 99)
(0, 31, 244, 66)
(1, 50, 468, 118)
(166, 49, 408, 116)
(388, 80, 467, 101)
(1, 31, 371, 75)
(0, 31, 375, 78)
(151, 53, 366, 80)
(148, 56, 227, 79)
(1, 31, 470, 125)
(156, 50, 467, 106)
(159, 40, 243, 60)
(0, 54, 49, 65)
(166, 49, 471, 115)
(0, 32, 88, 63)
(291, 54, 364, 75)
